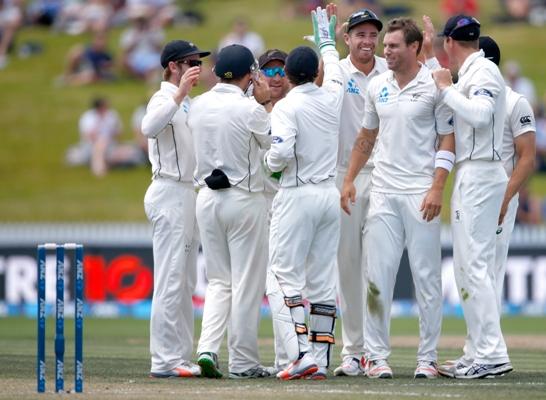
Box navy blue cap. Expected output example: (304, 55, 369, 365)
(479, 36, 501, 66)
(285, 46, 318, 82)
(214, 44, 256, 79)
(439, 14, 480, 41)
(347, 8, 383, 32)
(160, 40, 210, 68)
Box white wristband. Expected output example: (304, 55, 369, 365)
(435, 150, 455, 172)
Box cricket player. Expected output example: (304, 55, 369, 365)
(437, 35, 536, 378)
(264, 5, 344, 380)
(257, 48, 294, 372)
(332, 8, 388, 377)
(142, 40, 210, 378)
(188, 44, 274, 379)
(341, 17, 454, 379)
(432, 15, 512, 379)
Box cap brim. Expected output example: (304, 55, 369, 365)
(185, 50, 211, 58)
(259, 57, 286, 68)
(347, 19, 383, 32)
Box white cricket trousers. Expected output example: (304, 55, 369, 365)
(494, 194, 518, 309)
(196, 187, 268, 373)
(364, 192, 442, 362)
(269, 181, 340, 305)
(335, 167, 372, 361)
(144, 178, 199, 373)
(451, 161, 510, 364)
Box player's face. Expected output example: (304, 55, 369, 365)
(383, 30, 417, 72)
(261, 60, 288, 103)
(344, 23, 379, 65)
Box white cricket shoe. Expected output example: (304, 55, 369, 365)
(149, 361, 201, 378)
(276, 352, 318, 380)
(306, 366, 328, 380)
(414, 361, 439, 379)
(367, 359, 393, 379)
(438, 356, 472, 378)
(455, 362, 513, 379)
(334, 356, 366, 376)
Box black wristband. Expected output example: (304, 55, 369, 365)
(259, 99, 272, 106)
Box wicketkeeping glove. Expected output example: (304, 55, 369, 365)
(312, 6, 336, 52)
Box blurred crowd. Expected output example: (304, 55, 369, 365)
(1, 0, 545, 222)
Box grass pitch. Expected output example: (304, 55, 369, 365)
(1, 316, 545, 399)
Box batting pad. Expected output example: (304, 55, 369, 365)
(309, 303, 336, 368)
(266, 273, 307, 361)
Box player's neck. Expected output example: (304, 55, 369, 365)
(350, 53, 376, 76)
(393, 61, 420, 90)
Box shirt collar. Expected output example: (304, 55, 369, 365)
(212, 82, 246, 95)
(288, 82, 318, 94)
(160, 81, 179, 94)
(458, 49, 484, 77)
(346, 55, 382, 77)
(385, 63, 428, 89)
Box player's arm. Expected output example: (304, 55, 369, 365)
(432, 68, 501, 129)
(421, 133, 455, 221)
(340, 127, 378, 215)
(264, 102, 296, 173)
(341, 80, 379, 215)
(141, 67, 200, 138)
(421, 97, 455, 221)
(499, 98, 537, 224)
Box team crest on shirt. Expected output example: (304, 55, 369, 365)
(346, 78, 360, 95)
(378, 86, 389, 103)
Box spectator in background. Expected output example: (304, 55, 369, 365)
(65, 97, 145, 177)
(61, 31, 115, 86)
(126, 0, 178, 28)
(55, 0, 113, 35)
(218, 17, 265, 57)
(131, 100, 149, 156)
(503, 60, 537, 108)
(0, 0, 23, 69)
(441, 0, 478, 18)
(120, 4, 164, 82)
(26, 0, 63, 27)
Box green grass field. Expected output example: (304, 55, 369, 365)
(1, 316, 545, 399)
(0, 0, 545, 222)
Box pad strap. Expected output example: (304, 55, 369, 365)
(284, 295, 304, 308)
(309, 332, 335, 344)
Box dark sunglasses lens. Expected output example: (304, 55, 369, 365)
(189, 59, 202, 67)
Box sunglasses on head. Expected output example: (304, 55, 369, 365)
(446, 17, 480, 37)
(262, 66, 286, 78)
(177, 59, 203, 67)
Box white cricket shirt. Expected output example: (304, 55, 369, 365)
(265, 50, 344, 187)
(141, 81, 195, 183)
(189, 83, 271, 192)
(362, 64, 453, 194)
(337, 55, 388, 169)
(502, 86, 536, 177)
(441, 50, 506, 164)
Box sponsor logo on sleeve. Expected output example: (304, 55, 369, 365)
(272, 136, 284, 144)
(520, 115, 532, 126)
(473, 88, 493, 98)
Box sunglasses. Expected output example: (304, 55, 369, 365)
(177, 59, 202, 67)
(262, 66, 286, 78)
(445, 17, 480, 37)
